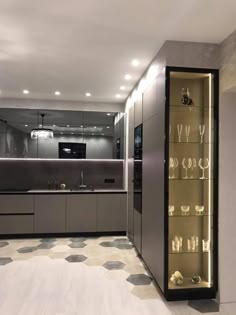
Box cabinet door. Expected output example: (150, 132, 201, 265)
(133, 208, 142, 254)
(97, 194, 126, 232)
(128, 105, 134, 239)
(0, 215, 34, 234)
(34, 195, 66, 233)
(66, 195, 97, 232)
(0, 195, 34, 214)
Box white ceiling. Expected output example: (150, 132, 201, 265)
(0, 0, 235, 103)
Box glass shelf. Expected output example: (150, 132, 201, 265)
(168, 277, 211, 290)
(169, 178, 214, 181)
(169, 251, 210, 255)
(169, 142, 212, 144)
(168, 214, 211, 218)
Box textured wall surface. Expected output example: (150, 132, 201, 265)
(0, 159, 124, 190)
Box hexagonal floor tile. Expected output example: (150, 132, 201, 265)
(99, 241, 116, 248)
(188, 300, 219, 313)
(0, 241, 9, 248)
(37, 243, 55, 250)
(65, 255, 87, 263)
(70, 237, 87, 242)
(113, 238, 130, 244)
(126, 274, 152, 286)
(17, 246, 38, 253)
(103, 261, 126, 270)
(68, 242, 86, 249)
(115, 244, 133, 250)
(40, 238, 56, 243)
(0, 257, 13, 265)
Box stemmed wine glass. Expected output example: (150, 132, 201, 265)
(190, 158, 197, 179)
(182, 158, 192, 179)
(185, 125, 190, 143)
(198, 158, 209, 179)
(169, 157, 174, 179)
(199, 124, 205, 144)
(172, 158, 179, 179)
(177, 124, 183, 142)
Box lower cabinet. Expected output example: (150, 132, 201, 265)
(0, 215, 34, 234)
(34, 195, 66, 233)
(66, 195, 97, 232)
(97, 194, 126, 232)
(133, 209, 142, 254)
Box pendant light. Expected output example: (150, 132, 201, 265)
(31, 113, 53, 139)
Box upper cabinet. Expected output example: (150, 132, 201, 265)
(166, 67, 218, 300)
(0, 109, 126, 160)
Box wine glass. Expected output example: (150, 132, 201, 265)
(177, 124, 183, 142)
(169, 157, 174, 179)
(172, 158, 179, 179)
(182, 158, 192, 179)
(169, 205, 175, 216)
(199, 124, 205, 144)
(190, 158, 197, 178)
(198, 158, 209, 179)
(185, 125, 190, 143)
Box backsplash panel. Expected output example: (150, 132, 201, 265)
(0, 159, 124, 190)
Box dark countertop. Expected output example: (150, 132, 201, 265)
(0, 189, 127, 195)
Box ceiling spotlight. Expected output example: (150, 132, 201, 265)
(107, 113, 111, 116)
(54, 91, 61, 96)
(102, 133, 104, 136)
(66, 125, 70, 127)
(60, 132, 63, 135)
(25, 124, 28, 127)
(85, 92, 91, 97)
(124, 74, 132, 80)
(71, 132, 74, 135)
(53, 125, 56, 127)
(120, 86, 126, 91)
(80, 125, 83, 128)
(107, 126, 110, 129)
(131, 59, 140, 67)
(94, 126, 97, 128)
(23, 89, 29, 95)
(92, 133, 94, 135)
(116, 94, 121, 99)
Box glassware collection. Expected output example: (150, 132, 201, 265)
(169, 157, 209, 179)
(170, 235, 210, 253)
(169, 123, 206, 143)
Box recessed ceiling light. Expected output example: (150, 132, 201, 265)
(71, 132, 74, 135)
(107, 113, 111, 116)
(60, 132, 63, 135)
(23, 89, 29, 95)
(54, 91, 61, 96)
(53, 125, 56, 127)
(94, 126, 96, 128)
(131, 59, 140, 67)
(92, 133, 94, 135)
(120, 86, 126, 91)
(85, 92, 91, 97)
(39, 124, 42, 128)
(80, 125, 83, 128)
(116, 94, 121, 99)
(124, 74, 132, 80)
(102, 133, 104, 136)
(25, 124, 28, 127)
(66, 125, 70, 127)
(107, 126, 110, 129)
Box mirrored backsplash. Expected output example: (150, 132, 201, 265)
(0, 159, 124, 190)
(0, 109, 125, 160)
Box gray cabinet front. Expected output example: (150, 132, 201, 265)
(0, 215, 34, 234)
(34, 195, 66, 233)
(0, 195, 34, 214)
(97, 194, 126, 232)
(66, 195, 97, 232)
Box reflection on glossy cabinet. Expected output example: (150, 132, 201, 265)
(97, 194, 126, 232)
(66, 195, 96, 232)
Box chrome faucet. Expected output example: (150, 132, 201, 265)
(79, 170, 87, 189)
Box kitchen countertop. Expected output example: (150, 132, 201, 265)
(0, 189, 127, 194)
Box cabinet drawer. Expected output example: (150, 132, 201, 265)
(0, 195, 34, 214)
(0, 215, 34, 234)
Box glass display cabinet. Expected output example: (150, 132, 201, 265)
(165, 67, 218, 300)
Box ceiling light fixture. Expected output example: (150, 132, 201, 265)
(107, 126, 110, 129)
(25, 124, 28, 127)
(53, 125, 56, 127)
(54, 91, 61, 96)
(31, 114, 53, 139)
(124, 74, 132, 80)
(80, 125, 84, 128)
(67, 125, 70, 127)
(131, 59, 140, 67)
(94, 126, 97, 128)
(85, 92, 91, 97)
(23, 89, 29, 95)
(116, 94, 121, 99)
(107, 113, 111, 116)
(120, 86, 126, 91)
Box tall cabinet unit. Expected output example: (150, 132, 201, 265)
(165, 67, 218, 300)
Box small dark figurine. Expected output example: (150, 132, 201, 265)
(181, 88, 193, 106)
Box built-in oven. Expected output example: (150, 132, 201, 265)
(133, 124, 142, 214)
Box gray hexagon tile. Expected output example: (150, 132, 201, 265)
(0, 241, 9, 248)
(126, 274, 152, 286)
(116, 244, 133, 250)
(37, 243, 55, 250)
(17, 247, 38, 253)
(68, 242, 86, 249)
(40, 238, 56, 243)
(65, 255, 87, 263)
(0, 257, 13, 265)
(99, 241, 116, 248)
(188, 300, 219, 313)
(70, 237, 87, 242)
(103, 261, 126, 270)
(113, 238, 130, 245)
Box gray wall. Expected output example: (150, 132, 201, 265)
(113, 113, 125, 159)
(0, 159, 124, 190)
(28, 135, 113, 159)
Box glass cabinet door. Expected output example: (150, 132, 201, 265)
(167, 70, 217, 290)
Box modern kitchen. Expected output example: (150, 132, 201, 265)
(0, 1, 236, 314)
